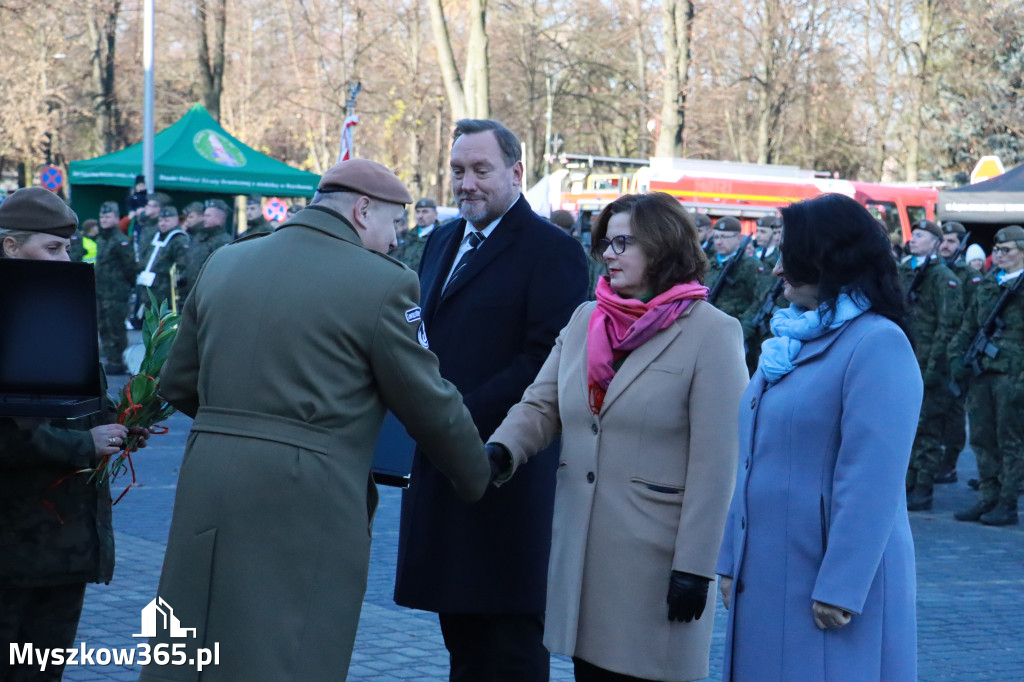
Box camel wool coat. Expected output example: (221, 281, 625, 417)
(139, 207, 490, 682)
(489, 299, 747, 681)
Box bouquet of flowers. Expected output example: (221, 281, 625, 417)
(92, 291, 180, 497)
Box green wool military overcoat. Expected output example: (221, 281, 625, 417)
(139, 206, 490, 682)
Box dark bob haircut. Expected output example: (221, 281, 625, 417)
(591, 192, 707, 295)
(780, 193, 910, 337)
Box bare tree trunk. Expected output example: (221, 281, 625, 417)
(196, 0, 227, 121)
(427, 0, 468, 122)
(656, 0, 693, 157)
(87, 0, 121, 154)
(633, 0, 649, 157)
(467, 0, 489, 118)
(905, 0, 935, 182)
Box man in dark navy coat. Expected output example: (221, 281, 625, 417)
(394, 119, 589, 680)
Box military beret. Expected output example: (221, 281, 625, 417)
(159, 205, 179, 218)
(99, 200, 120, 215)
(912, 219, 942, 239)
(184, 201, 204, 215)
(941, 221, 966, 237)
(713, 216, 742, 233)
(549, 210, 574, 230)
(147, 192, 171, 206)
(690, 212, 711, 229)
(965, 244, 986, 263)
(415, 197, 437, 210)
(995, 225, 1024, 243)
(246, 194, 263, 206)
(0, 187, 78, 238)
(204, 198, 230, 213)
(318, 159, 413, 205)
(757, 214, 783, 229)
(286, 204, 303, 216)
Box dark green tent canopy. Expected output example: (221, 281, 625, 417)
(68, 104, 318, 222)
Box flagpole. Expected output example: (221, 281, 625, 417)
(337, 81, 362, 163)
(143, 0, 155, 193)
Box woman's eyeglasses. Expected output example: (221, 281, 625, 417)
(993, 246, 1020, 255)
(596, 235, 636, 254)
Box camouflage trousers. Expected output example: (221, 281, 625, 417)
(907, 384, 948, 488)
(937, 384, 967, 472)
(97, 295, 128, 367)
(966, 373, 1024, 508)
(0, 582, 86, 681)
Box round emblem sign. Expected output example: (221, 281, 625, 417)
(193, 129, 247, 167)
(263, 198, 287, 222)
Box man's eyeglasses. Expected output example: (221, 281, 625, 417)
(993, 246, 1020, 255)
(597, 235, 636, 254)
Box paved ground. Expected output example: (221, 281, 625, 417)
(56, 377, 1023, 681)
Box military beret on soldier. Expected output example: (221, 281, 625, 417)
(995, 225, 1024, 244)
(318, 159, 413, 205)
(940, 221, 966, 237)
(148, 192, 172, 206)
(205, 198, 230, 214)
(246, 194, 263, 206)
(912, 219, 942, 239)
(713, 216, 742, 233)
(549, 210, 575, 231)
(184, 201, 204, 216)
(0, 187, 78, 238)
(415, 197, 437, 210)
(99, 200, 120, 215)
(757, 214, 783, 229)
(691, 212, 711, 229)
(160, 205, 179, 219)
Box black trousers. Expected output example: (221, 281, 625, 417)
(572, 657, 658, 682)
(439, 612, 548, 682)
(0, 583, 87, 682)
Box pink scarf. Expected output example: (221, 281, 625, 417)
(587, 277, 708, 414)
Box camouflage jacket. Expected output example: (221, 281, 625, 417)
(145, 230, 190, 310)
(742, 267, 788, 339)
(95, 227, 138, 300)
(394, 229, 429, 274)
(898, 256, 963, 375)
(180, 227, 231, 300)
(0, 373, 116, 587)
(133, 216, 160, 264)
(706, 252, 763, 336)
(949, 270, 1024, 377)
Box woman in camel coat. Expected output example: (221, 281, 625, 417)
(489, 192, 748, 681)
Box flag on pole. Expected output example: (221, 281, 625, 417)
(337, 114, 359, 163)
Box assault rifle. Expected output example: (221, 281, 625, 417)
(906, 255, 933, 303)
(948, 272, 1024, 397)
(947, 231, 972, 266)
(750, 279, 785, 336)
(708, 235, 753, 306)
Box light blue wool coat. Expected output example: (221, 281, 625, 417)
(717, 312, 923, 682)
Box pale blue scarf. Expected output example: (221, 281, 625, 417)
(759, 293, 871, 383)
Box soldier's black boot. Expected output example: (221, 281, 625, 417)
(954, 499, 997, 522)
(934, 468, 958, 485)
(907, 484, 933, 511)
(980, 502, 1019, 527)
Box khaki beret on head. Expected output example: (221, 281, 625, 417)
(159, 205, 179, 218)
(690, 212, 711, 229)
(713, 216, 742, 233)
(246, 194, 263, 205)
(0, 187, 78, 238)
(912, 219, 942, 239)
(205, 198, 230, 214)
(99, 201, 120, 215)
(549, 210, 574, 230)
(995, 225, 1024, 243)
(318, 159, 413, 205)
(147, 192, 171, 206)
(757, 214, 783, 229)
(941, 221, 966, 237)
(184, 201, 204, 215)
(415, 197, 437, 210)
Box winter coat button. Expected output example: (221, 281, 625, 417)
(587, 472, 595, 483)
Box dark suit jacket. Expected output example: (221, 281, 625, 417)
(394, 195, 589, 613)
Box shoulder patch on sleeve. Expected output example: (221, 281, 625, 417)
(948, 280, 958, 287)
(418, 322, 429, 348)
(405, 307, 421, 323)
(971, 276, 982, 283)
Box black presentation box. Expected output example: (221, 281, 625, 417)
(371, 411, 415, 488)
(0, 258, 104, 418)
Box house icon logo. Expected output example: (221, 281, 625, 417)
(133, 597, 197, 638)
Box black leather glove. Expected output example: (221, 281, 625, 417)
(666, 570, 710, 622)
(485, 442, 512, 483)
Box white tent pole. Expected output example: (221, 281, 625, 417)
(143, 0, 155, 193)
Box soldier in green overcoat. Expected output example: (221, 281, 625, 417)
(949, 225, 1024, 526)
(899, 220, 963, 510)
(140, 160, 492, 681)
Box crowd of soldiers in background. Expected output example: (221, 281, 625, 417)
(77, 182, 1024, 528)
(396, 201, 1024, 528)
(71, 175, 305, 375)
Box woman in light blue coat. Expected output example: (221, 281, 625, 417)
(717, 194, 924, 681)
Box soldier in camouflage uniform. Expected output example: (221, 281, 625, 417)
(240, 194, 274, 239)
(182, 201, 205, 233)
(138, 205, 190, 313)
(133, 192, 170, 264)
(898, 220, 963, 510)
(0, 188, 147, 681)
(179, 198, 231, 301)
(949, 225, 1024, 526)
(395, 197, 441, 273)
(691, 212, 714, 259)
(741, 214, 785, 371)
(706, 217, 763, 373)
(95, 202, 138, 375)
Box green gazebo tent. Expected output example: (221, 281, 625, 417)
(68, 103, 319, 223)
